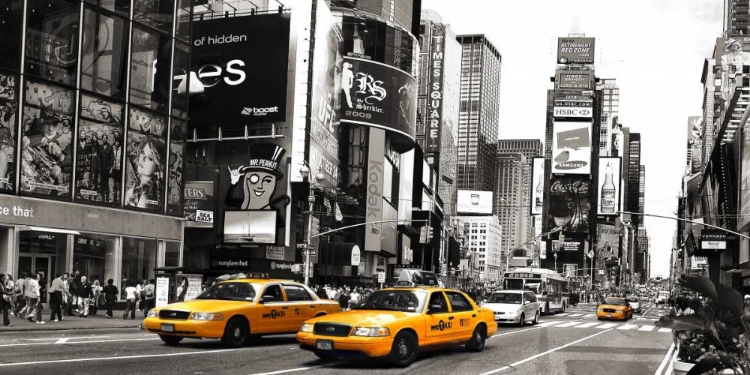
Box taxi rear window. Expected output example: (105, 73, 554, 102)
(353, 290, 427, 312)
(196, 282, 259, 301)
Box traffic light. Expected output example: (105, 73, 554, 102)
(428, 227, 434, 241)
(310, 216, 320, 237)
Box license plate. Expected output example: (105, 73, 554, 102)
(606, 314, 612, 318)
(161, 324, 175, 332)
(316, 340, 333, 350)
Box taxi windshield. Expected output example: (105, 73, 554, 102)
(486, 293, 522, 304)
(196, 282, 259, 302)
(352, 290, 427, 312)
(603, 298, 627, 306)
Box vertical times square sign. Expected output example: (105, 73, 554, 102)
(425, 24, 446, 153)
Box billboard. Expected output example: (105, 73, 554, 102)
(308, 1, 343, 190)
(124, 107, 167, 212)
(189, 14, 290, 126)
(184, 181, 214, 228)
(457, 190, 494, 214)
(596, 224, 619, 261)
(553, 99, 593, 118)
(425, 23, 446, 153)
(557, 37, 595, 64)
(552, 122, 592, 174)
(687, 116, 703, 176)
(340, 57, 418, 151)
(0, 73, 17, 193)
(365, 128, 385, 252)
(596, 157, 622, 216)
(223, 210, 277, 244)
(742, 120, 750, 229)
(531, 158, 545, 215)
(548, 177, 591, 233)
(556, 72, 592, 90)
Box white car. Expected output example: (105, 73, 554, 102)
(482, 290, 541, 326)
(626, 296, 641, 313)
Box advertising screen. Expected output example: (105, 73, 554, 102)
(548, 177, 590, 233)
(365, 129, 385, 252)
(124, 107, 167, 212)
(223, 210, 277, 244)
(742, 121, 750, 229)
(184, 181, 214, 228)
(457, 190, 494, 214)
(167, 119, 186, 216)
(0, 73, 17, 193)
(425, 23, 446, 153)
(189, 14, 290, 126)
(20, 79, 75, 199)
(531, 158, 545, 215)
(552, 121, 592, 174)
(553, 99, 593, 118)
(596, 157, 622, 216)
(686, 116, 703, 176)
(340, 57, 418, 152)
(596, 224, 619, 261)
(556, 73, 592, 90)
(75, 94, 124, 206)
(557, 37, 595, 64)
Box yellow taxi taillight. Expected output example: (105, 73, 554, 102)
(351, 327, 390, 337)
(190, 312, 224, 321)
(300, 323, 314, 333)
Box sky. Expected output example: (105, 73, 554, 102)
(422, 0, 724, 278)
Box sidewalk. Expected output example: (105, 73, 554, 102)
(2, 309, 145, 332)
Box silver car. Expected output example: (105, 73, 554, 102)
(627, 296, 641, 313)
(482, 290, 541, 326)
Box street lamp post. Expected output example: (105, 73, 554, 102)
(300, 163, 324, 286)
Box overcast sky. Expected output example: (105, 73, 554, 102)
(422, 0, 724, 278)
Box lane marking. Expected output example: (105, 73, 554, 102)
(638, 325, 656, 332)
(489, 327, 541, 339)
(0, 347, 246, 367)
(654, 342, 676, 375)
(552, 321, 582, 328)
(596, 323, 617, 329)
(555, 313, 570, 316)
(658, 328, 672, 333)
(567, 314, 583, 317)
(617, 324, 638, 330)
(478, 324, 620, 375)
(574, 322, 598, 328)
(0, 337, 160, 348)
(55, 338, 69, 344)
(583, 314, 595, 318)
(536, 321, 563, 327)
(250, 366, 327, 375)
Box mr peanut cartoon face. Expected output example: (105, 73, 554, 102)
(227, 144, 285, 210)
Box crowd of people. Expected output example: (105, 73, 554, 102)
(0, 271, 156, 327)
(311, 284, 377, 310)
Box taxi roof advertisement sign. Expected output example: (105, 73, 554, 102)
(557, 37, 595, 64)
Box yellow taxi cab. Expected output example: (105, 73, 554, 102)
(596, 297, 633, 321)
(144, 275, 340, 347)
(296, 270, 497, 367)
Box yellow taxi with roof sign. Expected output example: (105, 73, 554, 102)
(596, 297, 634, 321)
(143, 275, 340, 347)
(296, 270, 497, 367)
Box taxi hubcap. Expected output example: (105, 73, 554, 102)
(398, 340, 409, 357)
(476, 332, 481, 342)
(234, 327, 241, 338)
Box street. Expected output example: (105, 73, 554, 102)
(0, 303, 676, 375)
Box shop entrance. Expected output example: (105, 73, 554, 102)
(18, 231, 66, 280)
(18, 254, 56, 281)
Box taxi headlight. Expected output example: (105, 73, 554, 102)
(300, 323, 314, 333)
(190, 312, 223, 321)
(146, 310, 159, 318)
(351, 327, 390, 337)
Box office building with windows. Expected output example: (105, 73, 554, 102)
(497, 139, 542, 254)
(454, 215, 503, 282)
(495, 153, 526, 263)
(596, 78, 620, 156)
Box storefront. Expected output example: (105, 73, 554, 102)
(0, 195, 182, 297)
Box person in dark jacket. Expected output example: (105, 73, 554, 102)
(77, 276, 93, 317)
(65, 274, 78, 316)
(102, 279, 118, 319)
(316, 286, 327, 300)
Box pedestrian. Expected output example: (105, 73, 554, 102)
(1, 273, 13, 327)
(48, 272, 67, 322)
(65, 274, 78, 316)
(26, 273, 44, 324)
(143, 279, 155, 317)
(18, 272, 32, 319)
(90, 279, 101, 315)
(78, 276, 93, 317)
(14, 272, 26, 317)
(4, 274, 15, 315)
(137, 280, 146, 313)
(102, 279, 118, 319)
(123, 281, 138, 320)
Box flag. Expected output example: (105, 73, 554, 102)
(334, 202, 343, 222)
(323, 198, 332, 214)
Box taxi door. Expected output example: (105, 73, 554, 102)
(256, 283, 294, 333)
(282, 284, 318, 330)
(444, 291, 476, 342)
(424, 291, 455, 345)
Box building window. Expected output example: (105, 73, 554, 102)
(73, 233, 118, 288)
(121, 236, 157, 298)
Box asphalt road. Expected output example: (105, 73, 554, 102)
(0, 303, 675, 375)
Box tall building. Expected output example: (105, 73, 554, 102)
(328, 0, 418, 32)
(495, 154, 526, 262)
(628, 133, 642, 225)
(417, 9, 461, 215)
(454, 215, 503, 281)
(596, 78, 620, 156)
(496, 139, 544, 160)
(456, 34, 502, 193)
(639, 165, 646, 221)
(724, 0, 750, 36)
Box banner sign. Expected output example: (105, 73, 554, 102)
(742, 120, 750, 229)
(548, 177, 591, 233)
(425, 24, 446, 153)
(184, 181, 214, 227)
(175, 274, 203, 302)
(553, 100, 593, 118)
(365, 129, 385, 251)
(557, 73, 592, 90)
(552, 121, 592, 174)
(189, 14, 290, 126)
(156, 277, 170, 307)
(0, 73, 17, 193)
(340, 57, 417, 151)
(457, 190, 494, 214)
(596, 157, 621, 215)
(557, 37, 595, 64)
(531, 158, 545, 215)
(596, 224, 619, 261)
(687, 116, 703, 176)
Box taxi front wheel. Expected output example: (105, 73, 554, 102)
(388, 331, 417, 367)
(222, 317, 249, 348)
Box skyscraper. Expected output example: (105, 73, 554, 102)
(628, 133, 641, 226)
(456, 34, 502, 192)
(724, 0, 750, 36)
(328, 0, 418, 32)
(639, 165, 646, 222)
(596, 78, 620, 156)
(495, 153, 526, 262)
(496, 139, 544, 160)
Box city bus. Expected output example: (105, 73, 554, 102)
(502, 268, 569, 314)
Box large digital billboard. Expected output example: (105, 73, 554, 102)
(552, 121, 591, 174)
(596, 157, 622, 216)
(557, 37, 595, 64)
(596, 224, 619, 261)
(190, 14, 290, 126)
(742, 120, 750, 229)
(548, 176, 590, 233)
(531, 157, 545, 215)
(340, 57, 418, 152)
(687, 116, 703, 176)
(457, 190, 493, 214)
(0, 73, 18, 193)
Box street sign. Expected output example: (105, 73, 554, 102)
(701, 241, 726, 250)
(377, 272, 385, 283)
(553, 107, 592, 118)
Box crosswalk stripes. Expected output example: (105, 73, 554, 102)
(596, 323, 617, 329)
(555, 313, 570, 316)
(553, 321, 584, 328)
(638, 325, 655, 332)
(574, 322, 599, 328)
(658, 328, 672, 333)
(537, 321, 563, 327)
(583, 314, 595, 318)
(522, 320, 669, 332)
(617, 324, 638, 330)
(567, 313, 583, 317)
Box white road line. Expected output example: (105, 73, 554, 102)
(0, 348, 245, 367)
(638, 325, 655, 332)
(536, 321, 563, 327)
(617, 324, 638, 330)
(478, 325, 620, 375)
(654, 342, 676, 375)
(552, 321, 582, 328)
(250, 366, 328, 375)
(489, 327, 541, 339)
(554, 313, 569, 316)
(596, 323, 617, 329)
(574, 322, 598, 328)
(0, 337, 160, 348)
(658, 328, 672, 333)
(567, 314, 583, 317)
(55, 338, 69, 344)
(583, 314, 596, 318)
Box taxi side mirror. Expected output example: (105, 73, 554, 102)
(259, 295, 275, 304)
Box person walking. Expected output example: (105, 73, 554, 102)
(90, 280, 101, 315)
(102, 279, 118, 319)
(123, 281, 138, 320)
(143, 279, 155, 317)
(78, 276, 93, 317)
(13, 272, 26, 317)
(4, 274, 15, 316)
(64, 274, 77, 316)
(26, 273, 44, 324)
(1, 274, 13, 327)
(48, 273, 67, 322)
